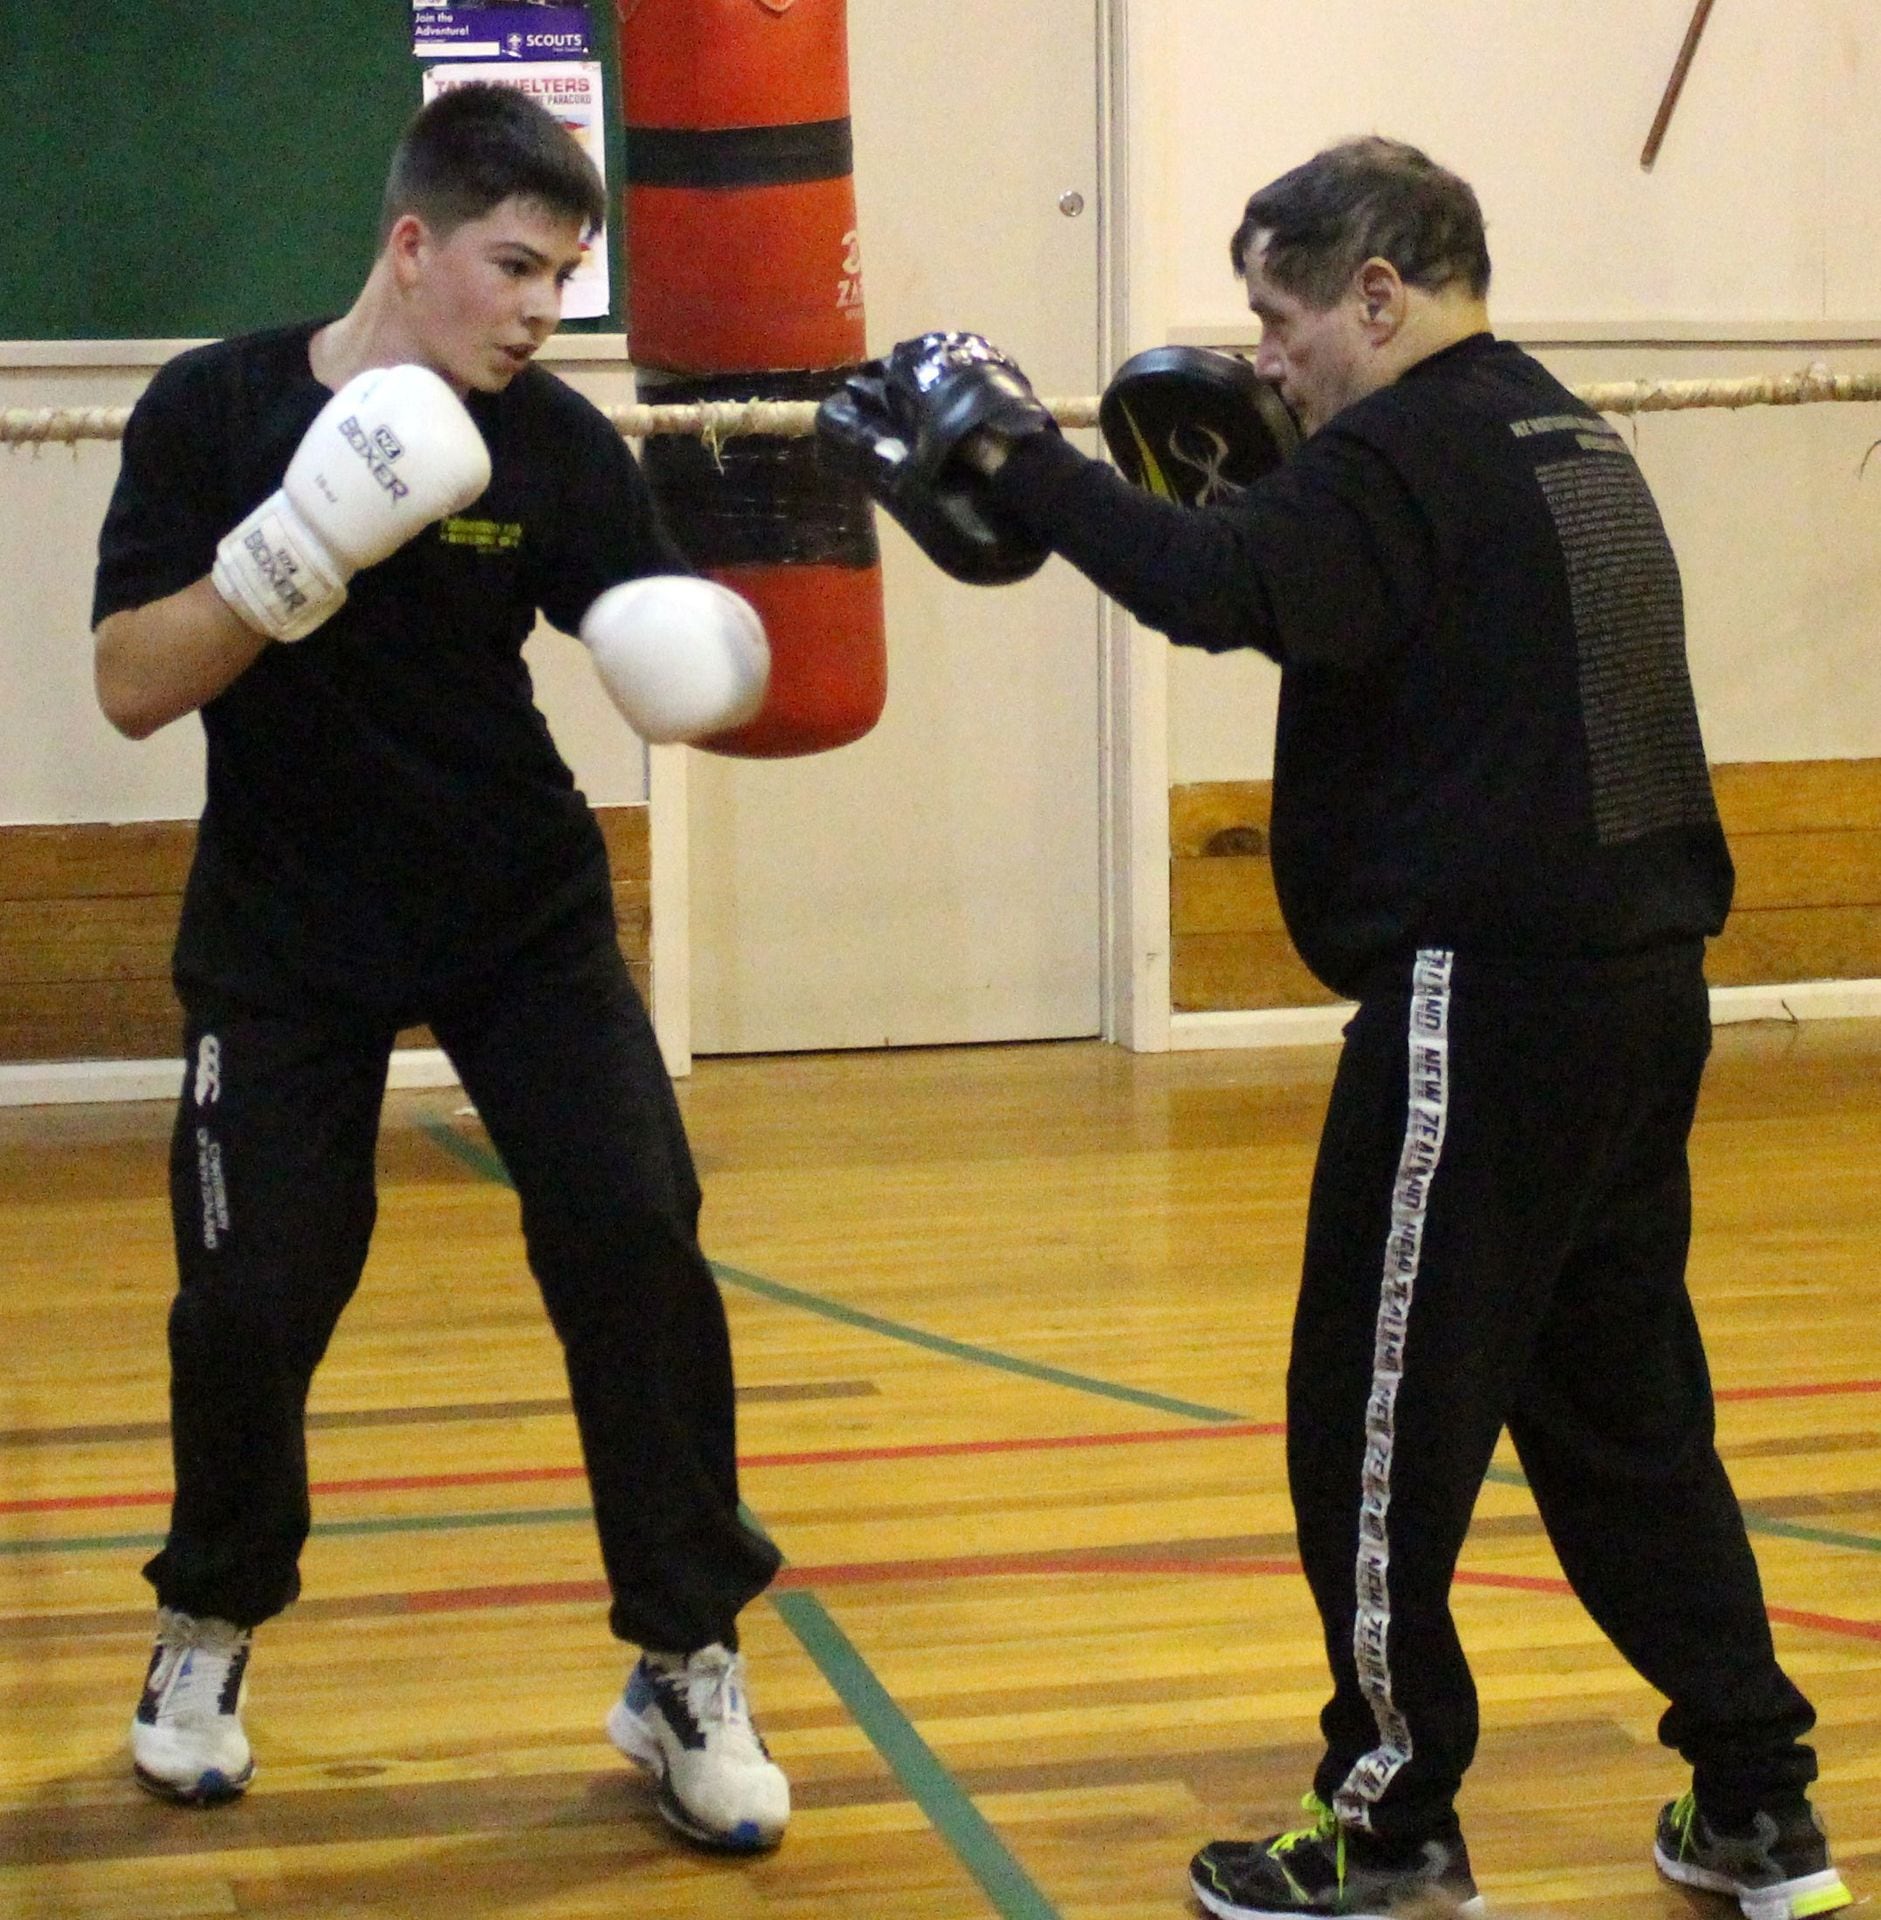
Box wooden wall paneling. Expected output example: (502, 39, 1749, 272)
(1169, 781, 1333, 1010)
(0, 809, 654, 1065)
(0, 821, 196, 899)
(0, 822, 193, 1063)
(1172, 932, 1340, 1013)
(595, 805, 652, 1005)
(1171, 760, 1881, 1010)
(1711, 757, 1881, 832)
(0, 979, 192, 1064)
(1706, 907, 1881, 986)
(1710, 759, 1881, 986)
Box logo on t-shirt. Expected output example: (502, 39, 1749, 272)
(439, 517, 524, 554)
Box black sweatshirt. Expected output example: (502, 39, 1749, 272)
(992, 333, 1734, 997)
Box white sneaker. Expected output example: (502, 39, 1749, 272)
(130, 1608, 255, 1804)
(606, 1644, 789, 1851)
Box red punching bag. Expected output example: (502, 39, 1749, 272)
(616, 0, 886, 757)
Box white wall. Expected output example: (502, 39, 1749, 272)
(0, 342, 647, 826)
(1156, 0, 1881, 336)
(1, 358, 201, 824)
(1123, 0, 1881, 782)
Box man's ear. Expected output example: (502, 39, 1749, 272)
(1356, 259, 1406, 337)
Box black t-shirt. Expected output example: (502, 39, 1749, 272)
(993, 333, 1735, 996)
(94, 323, 687, 1020)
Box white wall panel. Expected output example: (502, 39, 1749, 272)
(1162, 0, 1857, 337)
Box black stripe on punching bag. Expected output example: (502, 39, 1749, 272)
(624, 118, 854, 190)
(638, 369, 881, 572)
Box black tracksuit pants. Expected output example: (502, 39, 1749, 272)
(147, 895, 780, 1653)
(1289, 944, 1818, 1844)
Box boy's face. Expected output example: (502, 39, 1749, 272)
(395, 194, 588, 393)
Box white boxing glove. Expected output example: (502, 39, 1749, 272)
(582, 575, 771, 744)
(212, 364, 492, 643)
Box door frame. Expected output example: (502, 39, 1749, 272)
(1095, 0, 1172, 1056)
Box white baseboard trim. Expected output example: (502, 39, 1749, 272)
(0, 1048, 462, 1109)
(1707, 978, 1881, 1024)
(1168, 1005, 1354, 1050)
(1168, 976, 1881, 1054)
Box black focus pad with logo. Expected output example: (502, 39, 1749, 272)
(1098, 346, 1299, 507)
(815, 332, 1054, 586)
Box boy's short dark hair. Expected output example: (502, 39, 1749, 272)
(1229, 136, 1491, 309)
(380, 82, 607, 244)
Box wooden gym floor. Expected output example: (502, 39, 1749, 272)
(0, 1021, 1874, 1918)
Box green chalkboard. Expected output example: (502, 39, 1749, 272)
(1, 8, 624, 341)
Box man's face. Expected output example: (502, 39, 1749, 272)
(1242, 240, 1375, 437)
(401, 194, 588, 393)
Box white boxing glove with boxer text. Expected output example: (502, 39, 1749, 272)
(212, 364, 492, 643)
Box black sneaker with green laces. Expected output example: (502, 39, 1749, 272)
(1653, 1789, 1851, 1920)
(1189, 1793, 1486, 1919)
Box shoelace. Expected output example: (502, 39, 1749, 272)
(1265, 1790, 1347, 1901)
(1666, 1789, 1700, 1853)
(153, 1613, 245, 1722)
(1270, 1791, 1341, 1856)
(680, 1651, 765, 1759)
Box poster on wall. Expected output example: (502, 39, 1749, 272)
(412, 9, 592, 64)
(419, 60, 611, 321)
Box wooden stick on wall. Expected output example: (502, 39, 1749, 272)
(1641, 0, 1718, 169)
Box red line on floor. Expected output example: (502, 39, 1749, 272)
(0, 1420, 1281, 1516)
(1765, 1604, 1881, 1643)
(376, 1553, 1879, 1642)
(740, 1421, 1282, 1469)
(6, 1380, 1874, 1517)
(1716, 1379, 1880, 1403)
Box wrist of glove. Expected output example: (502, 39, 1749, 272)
(815, 331, 1056, 586)
(212, 495, 349, 643)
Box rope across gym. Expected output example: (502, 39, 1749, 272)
(8, 362, 1881, 449)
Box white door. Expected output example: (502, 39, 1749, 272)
(685, 0, 1104, 1053)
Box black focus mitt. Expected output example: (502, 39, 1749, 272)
(1098, 346, 1299, 506)
(815, 331, 1055, 586)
